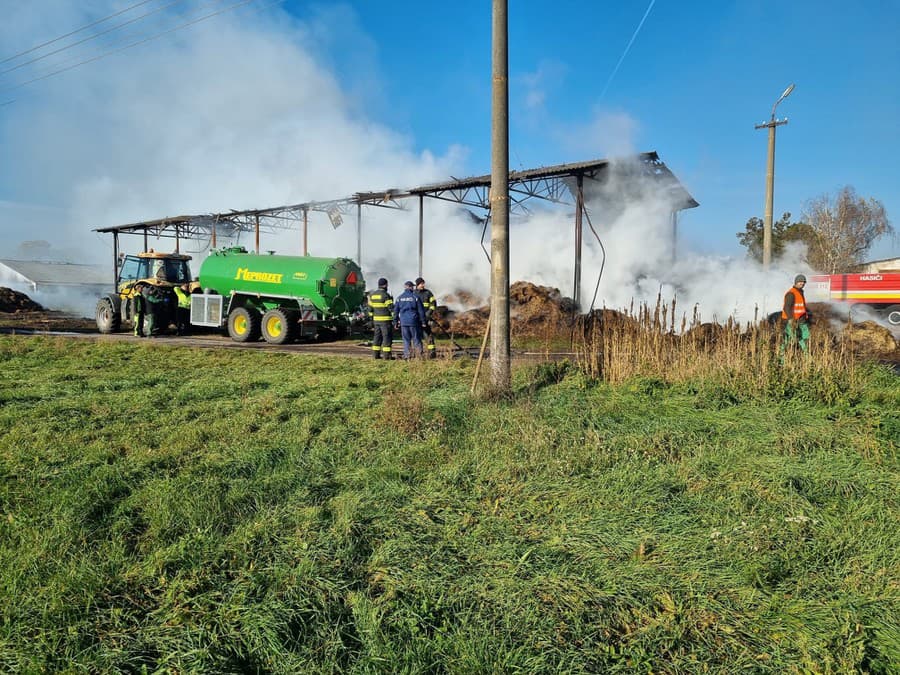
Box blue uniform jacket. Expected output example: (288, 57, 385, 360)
(393, 289, 426, 326)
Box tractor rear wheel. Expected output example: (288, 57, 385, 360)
(261, 308, 297, 345)
(95, 296, 121, 333)
(228, 306, 261, 342)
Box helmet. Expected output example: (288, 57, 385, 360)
(794, 274, 807, 284)
(404, 280, 414, 289)
(377, 277, 388, 288)
(415, 277, 425, 285)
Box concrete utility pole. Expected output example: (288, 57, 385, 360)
(755, 83, 794, 270)
(490, 0, 510, 391)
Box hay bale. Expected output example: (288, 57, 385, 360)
(684, 322, 725, 346)
(581, 308, 639, 333)
(443, 281, 578, 338)
(841, 321, 898, 356)
(0, 287, 45, 313)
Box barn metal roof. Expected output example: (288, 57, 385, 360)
(0, 259, 108, 286)
(92, 151, 697, 238)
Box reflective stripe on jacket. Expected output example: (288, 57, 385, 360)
(414, 287, 436, 317)
(368, 289, 394, 321)
(781, 287, 807, 321)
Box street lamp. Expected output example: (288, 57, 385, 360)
(755, 83, 794, 270)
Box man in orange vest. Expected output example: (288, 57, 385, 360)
(781, 273, 811, 353)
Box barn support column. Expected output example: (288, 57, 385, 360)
(356, 204, 362, 267)
(175, 223, 180, 253)
(211, 216, 218, 249)
(418, 195, 424, 279)
(255, 215, 260, 254)
(302, 208, 308, 255)
(671, 210, 678, 263)
(112, 232, 119, 289)
(573, 173, 584, 308)
(143, 229, 148, 252)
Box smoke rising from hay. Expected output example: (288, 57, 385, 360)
(1, 2, 811, 325)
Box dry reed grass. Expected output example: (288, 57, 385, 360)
(574, 293, 859, 388)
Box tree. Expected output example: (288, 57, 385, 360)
(736, 212, 808, 263)
(801, 187, 893, 273)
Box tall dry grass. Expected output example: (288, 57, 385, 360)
(574, 294, 858, 391)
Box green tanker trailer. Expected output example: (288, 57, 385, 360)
(193, 247, 365, 344)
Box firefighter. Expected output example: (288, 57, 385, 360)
(781, 273, 811, 354)
(172, 283, 192, 336)
(414, 277, 437, 359)
(393, 280, 427, 359)
(143, 283, 166, 337)
(132, 282, 146, 337)
(368, 278, 394, 359)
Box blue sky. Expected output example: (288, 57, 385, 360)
(1, 0, 898, 267)
(328, 0, 900, 258)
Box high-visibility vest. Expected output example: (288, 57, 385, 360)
(173, 286, 191, 309)
(781, 287, 807, 320)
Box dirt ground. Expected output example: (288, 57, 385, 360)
(2, 285, 898, 363)
(0, 288, 96, 332)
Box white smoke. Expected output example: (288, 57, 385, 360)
(0, 1, 462, 264)
(0, 2, 814, 325)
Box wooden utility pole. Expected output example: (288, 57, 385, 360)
(490, 0, 510, 392)
(755, 84, 794, 271)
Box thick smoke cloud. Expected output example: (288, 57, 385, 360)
(0, 1, 461, 262)
(0, 1, 807, 325)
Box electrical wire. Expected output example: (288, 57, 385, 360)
(1, 0, 191, 77)
(2, 0, 226, 92)
(583, 205, 608, 314)
(479, 211, 492, 264)
(0, 0, 265, 98)
(0, 0, 161, 66)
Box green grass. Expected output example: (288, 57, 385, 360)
(0, 337, 898, 673)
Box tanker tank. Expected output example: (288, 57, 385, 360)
(198, 247, 365, 316)
(194, 247, 366, 343)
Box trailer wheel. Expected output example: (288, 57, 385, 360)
(95, 296, 121, 333)
(884, 304, 900, 327)
(261, 308, 297, 345)
(228, 306, 261, 342)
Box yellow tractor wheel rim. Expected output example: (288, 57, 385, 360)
(266, 316, 282, 337)
(234, 315, 248, 334)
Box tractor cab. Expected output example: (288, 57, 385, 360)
(117, 251, 192, 292)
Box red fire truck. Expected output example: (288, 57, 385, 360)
(806, 273, 900, 326)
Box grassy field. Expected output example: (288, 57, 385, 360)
(0, 336, 898, 673)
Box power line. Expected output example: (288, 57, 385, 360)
(4, 0, 226, 86)
(1, 0, 191, 77)
(0, 0, 161, 66)
(0, 0, 264, 98)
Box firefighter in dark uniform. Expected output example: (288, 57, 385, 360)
(414, 277, 437, 358)
(393, 280, 427, 359)
(367, 278, 394, 359)
(132, 282, 146, 337)
(143, 283, 166, 336)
